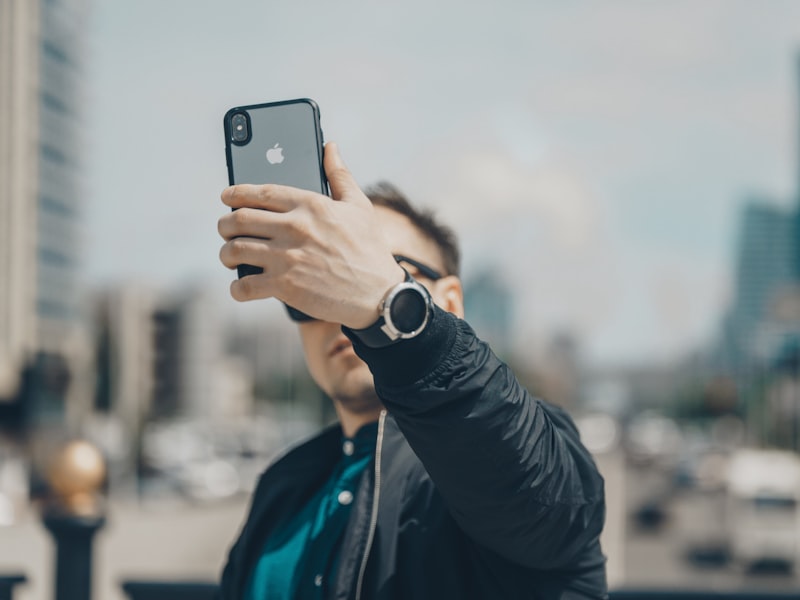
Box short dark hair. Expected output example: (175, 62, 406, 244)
(365, 182, 461, 277)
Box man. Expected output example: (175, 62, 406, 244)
(217, 143, 607, 599)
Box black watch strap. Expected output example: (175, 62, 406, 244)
(344, 269, 433, 348)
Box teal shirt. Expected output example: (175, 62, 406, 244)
(245, 422, 377, 600)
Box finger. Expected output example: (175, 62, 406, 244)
(221, 183, 313, 212)
(217, 207, 287, 241)
(219, 236, 279, 270)
(229, 272, 279, 303)
(323, 142, 370, 207)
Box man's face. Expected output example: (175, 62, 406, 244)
(297, 206, 452, 415)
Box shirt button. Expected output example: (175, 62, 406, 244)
(314, 574, 323, 587)
(343, 440, 355, 456)
(338, 490, 354, 505)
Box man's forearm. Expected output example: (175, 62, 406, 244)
(352, 309, 605, 569)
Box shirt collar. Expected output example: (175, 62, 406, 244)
(341, 420, 378, 460)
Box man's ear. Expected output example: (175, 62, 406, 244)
(432, 275, 464, 318)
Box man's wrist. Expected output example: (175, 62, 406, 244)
(343, 269, 433, 348)
(344, 265, 406, 330)
(343, 305, 459, 387)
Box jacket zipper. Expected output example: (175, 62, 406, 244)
(355, 409, 386, 600)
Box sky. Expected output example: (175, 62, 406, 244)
(84, 0, 800, 368)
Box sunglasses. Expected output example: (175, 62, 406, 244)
(285, 254, 444, 322)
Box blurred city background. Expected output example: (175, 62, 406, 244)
(2, 0, 800, 599)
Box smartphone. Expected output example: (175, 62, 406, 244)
(224, 98, 327, 278)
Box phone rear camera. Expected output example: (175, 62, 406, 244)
(231, 112, 249, 143)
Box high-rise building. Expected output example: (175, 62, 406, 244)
(0, 0, 90, 422)
(722, 200, 798, 367)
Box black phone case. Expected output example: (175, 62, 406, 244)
(223, 98, 327, 278)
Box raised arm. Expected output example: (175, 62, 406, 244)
(346, 307, 606, 570)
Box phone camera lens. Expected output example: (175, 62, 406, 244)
(231, 113, 249, 143)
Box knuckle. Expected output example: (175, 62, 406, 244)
(232, 208, 251, 228)
(228, 238, 248, 259)
(232, 276, 255, 301)
(256, 185, 275, 205)
(218, 244, 230, 266)
(219, 240, 244, 266)
(307, 195, 336, 226)
(285, 217, 309, 239)
(218, 213, 238, 239)
(226, 185, 242, 206)
(307, 191, 329, 212)
(230, 280, 246, 302)
(285, 247, 308, 271)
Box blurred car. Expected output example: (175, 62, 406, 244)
(574, 413, 620, 455)
(725, 448, 800, 572)
(624, 411, 683, 468)
(139, 411, 320, 503)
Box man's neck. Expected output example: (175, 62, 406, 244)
(336, 405, 384, 438)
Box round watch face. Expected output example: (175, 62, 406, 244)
(389, 287, 428, 334)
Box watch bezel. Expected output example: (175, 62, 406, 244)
(379, 278, 432, 341)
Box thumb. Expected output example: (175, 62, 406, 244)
(324, 142, 368, 205)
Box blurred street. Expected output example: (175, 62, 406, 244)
(1, 438, 800, 599)
(622, 459, 800, 593)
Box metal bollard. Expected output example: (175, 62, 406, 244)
(0, 575, 26, 600)
(43, 514, 105, 600)
(41, 440, 106, 600)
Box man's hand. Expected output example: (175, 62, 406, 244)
(218, 142, 405, 329)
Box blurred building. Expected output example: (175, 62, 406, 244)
(463, 268, 514, 357)
(91, 284, 255, 492)
(718, 55, 800, 371)
(165, 287, 252, 421)
(538, 331, 581, 409)
(714, 196, 800, 450)
(225, 306, 321, 418)
(90, 285, 157, 487)
(720, 199, 799, 369)
(0, 0, 90, 429)
(757, 285, 800, 363)
(711, 56, 800, 450)
(94, 285, 253, 425)
(93, 285, 157, 437)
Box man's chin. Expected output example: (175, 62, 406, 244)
(330, 370, 381, 414)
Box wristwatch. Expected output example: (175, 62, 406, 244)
(345, 269, 433, 348)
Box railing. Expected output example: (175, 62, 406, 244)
(609, 591, 800, 600)
(3, 575, 800, 600)
(117, 582, 800, 600)
(120, 581, 220, 600)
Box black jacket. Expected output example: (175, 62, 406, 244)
(221, 308, 607, 599)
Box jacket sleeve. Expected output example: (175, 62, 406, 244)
(345, 306, 606, 571)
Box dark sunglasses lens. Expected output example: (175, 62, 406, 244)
(284, 303, 315, 322)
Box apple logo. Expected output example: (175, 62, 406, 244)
(266, 143, 285, 165)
